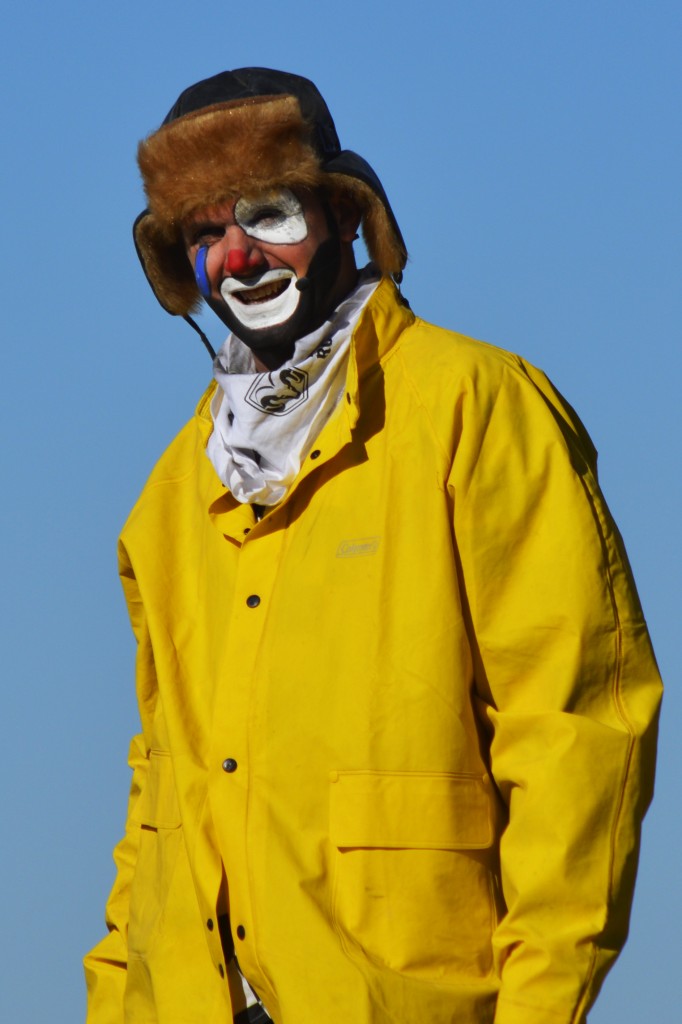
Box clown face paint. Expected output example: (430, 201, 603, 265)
(195, 245, 212, 299)
(216, 192, 309, 335)
(185, 188, 345, 359)
(220, 268, 300, 331)
(234, 190, 308, 245)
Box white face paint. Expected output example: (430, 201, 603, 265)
(234, 189, 308, 245)
(220, 268, 301, 330)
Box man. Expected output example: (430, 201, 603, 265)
(84, 68, 662, 1024)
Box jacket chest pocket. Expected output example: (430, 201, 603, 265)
(128, 749, 183, 958)
(329, 770, 499, 980)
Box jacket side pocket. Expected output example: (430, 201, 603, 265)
(329, 770, 499, 980)
(128, 749, 183, 958)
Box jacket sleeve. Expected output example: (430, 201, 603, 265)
(450, 359, 662, 1024)
(83, 545, 157, 1023)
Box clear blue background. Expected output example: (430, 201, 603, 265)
(1, 2, 679, 1021)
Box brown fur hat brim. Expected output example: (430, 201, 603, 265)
(135, 94, 406, 316)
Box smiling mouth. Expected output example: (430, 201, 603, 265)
(220, 268, 300, 330)
(236, 279, 291, 305)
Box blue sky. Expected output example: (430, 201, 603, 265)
(1, 2, 679, 1021)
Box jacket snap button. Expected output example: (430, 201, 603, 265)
(236, 925, 246, 940)
(207, 918, 214, 931)
(246, 594, 261, 608)
(218, 963, 225, 978)
(310, 449, 321, 459)
(222, 758, 238, 773)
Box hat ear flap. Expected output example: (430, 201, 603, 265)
(325, 174, 407, 277)
(134, 212, 201, 316)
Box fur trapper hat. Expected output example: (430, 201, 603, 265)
(134, 68, 407, 317)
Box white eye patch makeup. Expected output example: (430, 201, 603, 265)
(234, 189, 308, 245)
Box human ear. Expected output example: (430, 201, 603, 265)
(329, 196, 362, 243)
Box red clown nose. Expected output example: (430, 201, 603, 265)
(226, 249, 251, 275)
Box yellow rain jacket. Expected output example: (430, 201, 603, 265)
(85, 278, 661, 1024)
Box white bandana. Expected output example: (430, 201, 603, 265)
(206, 268, 380, 506)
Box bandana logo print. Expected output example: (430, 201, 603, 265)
(315, 337, 332, 359)
(245, 368, 309, 416)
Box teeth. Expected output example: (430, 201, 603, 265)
(220, 269, 299, 331)
(237, 279, 289, 305)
